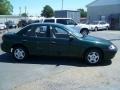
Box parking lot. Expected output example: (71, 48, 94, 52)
(0, 29, 120, 90)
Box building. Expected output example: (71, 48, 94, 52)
(0, 15, 43, 24)
(0, 15, 24, 24)
(87, 0, 120, 29)
(55, 10, 80, 23)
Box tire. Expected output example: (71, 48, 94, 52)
(106, 26, 109, 30)
(94, 27, 98, 31)
(84, 49, 102, 65)
(12, 47, 28, 61)
(81, 29, 89, 36)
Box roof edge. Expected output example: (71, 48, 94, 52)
(86, 0, 97, 7)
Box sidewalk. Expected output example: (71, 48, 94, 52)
(107, 30, 120, 35)
(91, 30, 120, 35)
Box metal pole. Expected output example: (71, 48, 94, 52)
(25, 6, 27, 14)
(62, 0, 63, 10)
(19, 7, 21, 16)
(25, 6, 27, 20)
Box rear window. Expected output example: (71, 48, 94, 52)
(100, 22, 106, 24)
(56, 19, 67, 25)
(57, 19, 77, 25)
(44, 19, 55, 23)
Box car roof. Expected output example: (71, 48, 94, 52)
(28, 23, 66, 27)
(0, 23, 4, 24)
(43, 18, 72, 20)
(94, 21, 106, 22)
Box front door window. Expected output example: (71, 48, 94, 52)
(50, 26, 69, 39)
(49, 26, 70, 56)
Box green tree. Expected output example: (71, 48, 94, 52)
(0, 0, 13, 15)
(78, 8, 87, 18)
(21, 13, 28, 17)
(41, 5, 54, 18)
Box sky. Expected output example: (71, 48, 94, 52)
(10, 0, 95, 16)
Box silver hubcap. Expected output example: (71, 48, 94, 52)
(14, 48, 25, 60)
(87, 52, 100, 64)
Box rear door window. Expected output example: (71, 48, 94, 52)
(23, 25, 36, 37)
(35, 26, 48, 37)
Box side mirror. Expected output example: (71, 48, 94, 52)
(69, 35, 74, 41)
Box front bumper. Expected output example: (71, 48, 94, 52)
(103, 49, 118, 60)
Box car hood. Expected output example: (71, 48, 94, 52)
(81, 35, 112, 45)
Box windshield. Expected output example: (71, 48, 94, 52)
(65, 26, 82, 38)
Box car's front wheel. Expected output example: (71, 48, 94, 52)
(12, 47, 28, 61)
(84, 49, 102, 65)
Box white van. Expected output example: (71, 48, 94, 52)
(42, 18, 90, 35)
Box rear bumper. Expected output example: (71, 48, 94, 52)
(1, 42, 11, 53)
(0, 26, 5, 30)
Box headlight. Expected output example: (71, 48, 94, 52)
(109, 45, 116, 50)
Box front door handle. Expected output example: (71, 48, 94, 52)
(22, 40, 28, 42)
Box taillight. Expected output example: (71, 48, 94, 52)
(2, 34, 6, 41)
(2, 35, 5, 41)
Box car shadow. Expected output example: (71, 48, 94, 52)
(109, 39, 120, 41)
(0, 53, 112, 67)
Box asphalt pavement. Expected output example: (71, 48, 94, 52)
(0, 30, 120, 90)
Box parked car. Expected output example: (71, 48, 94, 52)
(0, 23, 6, 30)
(27, 20, 40, 25)
(88, 21, 110, 31)
(5, 21, 17, 29)
(42, 18, 90, 35)
(17, 19, 28, 28)
(1, 23, 117, 65)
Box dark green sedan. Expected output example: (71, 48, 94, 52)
(1, 23, 117, 65)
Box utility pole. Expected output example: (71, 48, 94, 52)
(19, 7, 21, 16)
(25, 6, 27, 14)
(62, 0, 63, 10)
(25, 6, 27, 19)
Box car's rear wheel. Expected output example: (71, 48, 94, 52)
(84, 49, 102, 65)
(12, 47, 28, 61)
(94, 27, 98, 31)
(80, 29, 89, 36)
(106, 26, 109, 30)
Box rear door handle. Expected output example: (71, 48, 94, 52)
(50, 41, 56, 44)
(50, 41, 56, 46)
